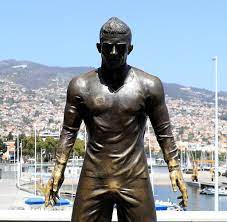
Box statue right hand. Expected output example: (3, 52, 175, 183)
(45, 171, 64, 207)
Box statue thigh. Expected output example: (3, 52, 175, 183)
(71, 175, 157, 222)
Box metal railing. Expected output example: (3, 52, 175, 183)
(1, 210, 227, 222)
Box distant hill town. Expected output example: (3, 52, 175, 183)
(0, 59, 226, 107)
(0, 59, 226, 151)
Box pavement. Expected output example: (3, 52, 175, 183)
(0, 178, 33, 210)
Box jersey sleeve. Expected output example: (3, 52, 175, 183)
(145, 77, 178, 163)
(55, 78, 83, 165)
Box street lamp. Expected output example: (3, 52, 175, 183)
(212, 56, 219, 211)
(34, 124, 37, 196)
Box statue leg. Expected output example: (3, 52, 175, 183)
(115, 178, 157, 222)
(71, 176, 114, 222)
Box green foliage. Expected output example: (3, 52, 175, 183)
(42, 137, 58, 161)
(22, 136, 35, 157)
(194, 150, 202, 160)
(7, 132, 14, 141)
(73, 138, 85, 157)
(221, 113, 227, 121)
(10, 134, 85, 160)
(0, 138, 7, 155)
(178, 126, 184, 135)
(22, 116, 31, 125)
(219, 153, 225, 162)
(48, 118, 54, 124)
(0, 138, 3, 147)
(6, 98, 14, 105)
(21, 136, 58, 160)
(188, 132, 194, 141)
(44, 137, 58, 151)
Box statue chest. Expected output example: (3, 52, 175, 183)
(84, 77, 146, 116)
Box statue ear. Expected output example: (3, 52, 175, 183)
(96, 43, 101, 53)
(128, 45, 133, 55)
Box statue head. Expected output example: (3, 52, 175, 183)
(97, 17, 133, 69)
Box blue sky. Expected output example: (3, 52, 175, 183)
(0, 0, 226, 91)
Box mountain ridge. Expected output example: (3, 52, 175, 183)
(0, 59, 94, 89)
(0, 59, 226, 106)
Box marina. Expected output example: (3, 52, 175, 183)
(2, 163, 227, 212)
(0, 97, 226, 217)
(3, 166, 227, 222)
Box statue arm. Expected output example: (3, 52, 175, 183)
(54, 83, 83, 175)
(146, 77, 188, 207)
(45, 79, 82, 206)
(145, 78, 178, 164)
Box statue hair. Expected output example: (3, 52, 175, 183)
(100, 17, 132, 43)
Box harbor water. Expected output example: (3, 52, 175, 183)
(152, 166, 227, 211)
(1, 163, 227, 211)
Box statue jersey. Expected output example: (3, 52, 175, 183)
(70, 67, 159, 179)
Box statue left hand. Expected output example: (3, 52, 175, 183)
(169, 169, 188, 207)
(45, 166, 65, 207)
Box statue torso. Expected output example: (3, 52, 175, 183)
(73, 67, 156, 178)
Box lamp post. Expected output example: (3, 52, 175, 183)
(20, 140, 23, 180)
(147, 121, 154, 195)
(17, 133, 20, 186)
(40, 147, 43, 184)
(34, 124, 37, 196)
(212, 56, 219, 211)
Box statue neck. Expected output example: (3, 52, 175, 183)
(100, 63, 130, 83)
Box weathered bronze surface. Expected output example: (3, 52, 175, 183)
(45, 17, 188, 222)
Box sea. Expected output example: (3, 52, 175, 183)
(1, 163, 227, 211)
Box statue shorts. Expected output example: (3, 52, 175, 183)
(71, 175, 157, 222)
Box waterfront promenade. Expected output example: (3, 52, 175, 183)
(0, 162, 227, 218)
(0, 178, 33, 210)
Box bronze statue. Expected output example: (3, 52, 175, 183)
(45, 17, 188, 222)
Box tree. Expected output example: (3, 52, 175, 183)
(6, 98, 14, 105)
(178, 126, 184, 135)
(44, 137, 58, 152)
(7, 132, 14, 141)
(22, 116, 31, 125)
(22, 136, 35, 158)
(18, 135, 85, 160)
(0, 138, 4, 148)
(42, 137, 58, 161)
(188, 132, 194, 141)
(22, 136, 46, 160)
(73, 139, 85, 157)
(48, 118, 54, 124)
(219, 153, 225, 163)
(0, 138, 7, 156)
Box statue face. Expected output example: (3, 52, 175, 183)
(97, 35, 133, 69)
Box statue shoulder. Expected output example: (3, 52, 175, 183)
(131, 67, 164, 97)
(67, 69, 97, 96)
